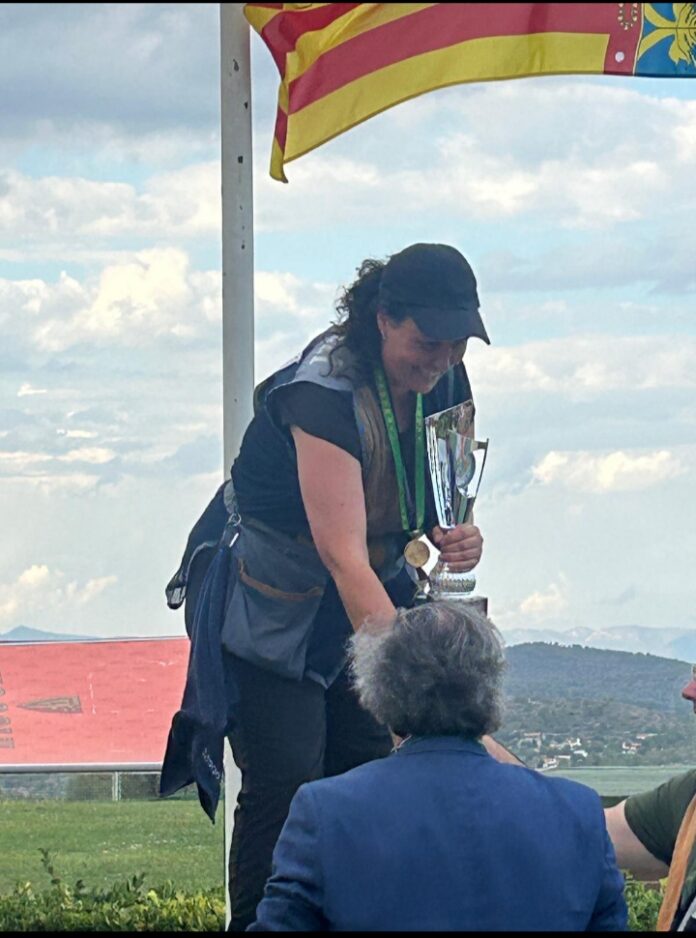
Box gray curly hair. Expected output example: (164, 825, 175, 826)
(349, 601, 505, 738)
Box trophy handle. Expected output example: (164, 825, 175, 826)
(461, 438, 488, 524)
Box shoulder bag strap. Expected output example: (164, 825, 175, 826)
(657, 794, 696, 931)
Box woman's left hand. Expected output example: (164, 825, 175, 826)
(430, 523, 483, 572)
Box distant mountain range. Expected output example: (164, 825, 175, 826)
(501, 625, 696, 663)
(2, 623, 695, 661)
(0, 625, 102, 643)
(0, 625, 183, 643)
(501, 643, 696, 767)
(505, 642, 691, 712)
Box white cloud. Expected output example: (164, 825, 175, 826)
(519, 577, 569, 620)
(137, 162, 221, 236)
(28, 248, 220, 351)
(67, 575, 118, 607)
(18, 564, 51, 588)
(257, 82, 696, 233)
(255, 271, 335, 318)
(17, 383, 47, 397)
(0, 472, 101, 496)
(0, 164, 220, 247)
(0, 451, 51, 472)
(254, 271, 337, 379)
(57, 429, 98, 440)
(58, 447, 116, 465)
(468, 335, 696, 398)
(532, 449, 685, 493)
(0, 564, 117, 625)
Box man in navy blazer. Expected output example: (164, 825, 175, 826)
(249, 602, 627, 932)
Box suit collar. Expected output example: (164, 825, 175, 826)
(393, 735, 488, 757)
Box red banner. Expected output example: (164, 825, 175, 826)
(0, 638, 188, 769)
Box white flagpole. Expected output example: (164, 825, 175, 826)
(220, 2, 255, 473)
(220, 2, 254, 926)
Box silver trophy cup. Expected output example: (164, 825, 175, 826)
(425, 401, 488, 601)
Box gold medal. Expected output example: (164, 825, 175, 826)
(404, 538, 430, 569)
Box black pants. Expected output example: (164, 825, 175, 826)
(226, 654, 392, 931)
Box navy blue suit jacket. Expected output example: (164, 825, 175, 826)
(250, 736, 627, 932)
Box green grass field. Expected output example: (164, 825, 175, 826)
(0, 800, 225, 895)
(547, 764, 696, 796)
(3, 765, 693, 897)
(0, 795, 665, 931)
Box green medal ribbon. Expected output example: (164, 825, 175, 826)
(373, 364, 425, 537)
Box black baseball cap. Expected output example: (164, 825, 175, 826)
(378, 243, 490, 344)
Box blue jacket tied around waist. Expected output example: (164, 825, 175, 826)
(159, 483, 239, 821)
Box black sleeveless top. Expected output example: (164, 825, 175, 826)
(232, 369, 472, 537)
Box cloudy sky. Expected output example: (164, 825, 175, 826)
(0, 3, 694, 641)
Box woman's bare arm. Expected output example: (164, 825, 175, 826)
(292, 427, 395, 631)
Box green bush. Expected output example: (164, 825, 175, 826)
(0, 850, 224, 931)
(624, 875, 664, 932)
(0, 849, 666, 931)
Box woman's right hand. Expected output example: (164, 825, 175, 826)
(431, 523, 483, 571)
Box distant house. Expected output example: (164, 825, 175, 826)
(556, 755, 572, 765)
(548, 737, 583, 753)
(520, 732, 543, 751)
(572, 749, 588, 759)
(622, 741, 641, 754)
(540, 757, 559, 771)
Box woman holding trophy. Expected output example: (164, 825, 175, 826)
(172, 242, 491, 930)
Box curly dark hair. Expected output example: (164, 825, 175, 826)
(332, 256, 408, 366)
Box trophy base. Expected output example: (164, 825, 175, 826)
(428, 563, 488, 614)
(428, 590, 488, 616)
(429, 562, 475, 599)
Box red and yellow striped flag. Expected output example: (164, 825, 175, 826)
(244, 3, 696, 181)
